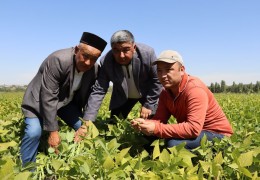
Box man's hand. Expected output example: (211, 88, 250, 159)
(131, 118, 155, 136)
(48, 131, 61, 154)
(74, 121, 89, 142)
(131, 118, 145, 131)
(140, 106, 152, 119)
(138, 120, 156, 136)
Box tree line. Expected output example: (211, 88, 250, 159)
(0, 81, 260, 93)
(208, 80, 260, 93)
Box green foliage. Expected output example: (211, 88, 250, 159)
(0, 92, 259, 179)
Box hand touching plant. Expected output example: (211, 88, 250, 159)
(74, 121, 89, 142)
(131, 118, 155, 136)
(140, 107, 152, 119)
(48, 131, 61, 154)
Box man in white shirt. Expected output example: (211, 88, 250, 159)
(20, 32, 107, 166)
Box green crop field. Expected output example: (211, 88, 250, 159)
(0, 92, 259, 179)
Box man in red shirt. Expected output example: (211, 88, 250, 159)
(131, 50, 233, 150)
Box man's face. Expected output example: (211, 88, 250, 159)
(112, 42, 136, 65)
(75, 44, 101, 72)
(156, 61, 184, 89)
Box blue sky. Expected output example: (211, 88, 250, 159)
(0, 1, 259, 85)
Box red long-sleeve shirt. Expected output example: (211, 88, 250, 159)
(152, 73, 233, 139)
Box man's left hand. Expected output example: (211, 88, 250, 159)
(74, 121, 89, 142)
(131, 118, 155, 136)
(140, 107, 152, 119)
(138, 120, 156, 136)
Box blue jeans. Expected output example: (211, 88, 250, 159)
(20, 103, 82, 166)
(166, 130, 224, 150)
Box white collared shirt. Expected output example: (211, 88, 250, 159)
(122, 63, 141, 99)
(63, 69, 84, 106)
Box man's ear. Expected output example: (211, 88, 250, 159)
(74, 46, 79, 55)
(180, 65, 185, 75)
(133, 43, 137, 51)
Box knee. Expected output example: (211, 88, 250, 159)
(73, 120, 82, 130)
(24, 125, 42, 140)
(167, 139, 179, 148)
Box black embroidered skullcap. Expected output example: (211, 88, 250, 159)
(80, 32, 107, 52)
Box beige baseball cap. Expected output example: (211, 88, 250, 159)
(153, 50, 184, 65)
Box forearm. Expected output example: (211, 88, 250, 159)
(83, 82, 108, 121)
(143, 82, 162, 109)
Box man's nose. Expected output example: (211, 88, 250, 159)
(119, 51, 125, 58)
(84, 59, 92, 66)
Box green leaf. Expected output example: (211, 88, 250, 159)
(242, 136, 252, 147)
(232, 148, 240, 160)
(252, 147, 260, 157)
(79, 162, 90, 176)
(228, 163, 238, 169)
(48, 147, 55, 153)
(178, 148, 196, 167)
(199, 160, 211, 172)
(213, 152, 223, 165)
(159, 149, 170, 163)
(238, 167, 252, 178)
(187, 164, 199, 175)
(21, 162, 42, 172)
(14, 172, 31, 180)
(0, 158, 15, 179)
(115, 147, 131, 164)
(212, 162, 222, 178)
(73, 156, 85, 165)
(238, 151, 253, 167)
(107, 138, 120, 151)
(0, 129, 9, 135)
(200, 134, 207, 151)
(197, 167, 204, 180)
(140, 149, 149, 159)
(108, 169, 127, 179)
(65, 131, 74, 143)
(152, 140, 160, 160)
(133, 156, 142, 170)
(96, 139, 111, 157)
(88, 121, 99, 138)
(52, 159, 63, 172)
(0, 140, 17, 152)
(103, 156, 114, 170)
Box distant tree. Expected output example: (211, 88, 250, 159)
(220, 80, 227, 93)
(254, 81, 260, 93)
(238, 83, 243, 93)
(209, 83, 215, 93)
(231, 81, 237, 93)
(206, 81, 260, 94)
(248, 83, 254, 93)
(214, 82, 221, 93)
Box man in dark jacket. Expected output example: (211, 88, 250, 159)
(20, 32, 107, 165)
(84, 30, 162, 122)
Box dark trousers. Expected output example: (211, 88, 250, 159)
(110, 98, 140, 119)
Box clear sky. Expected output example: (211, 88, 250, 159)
(0, 1, 259, 86)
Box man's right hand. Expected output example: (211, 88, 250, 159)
(48, 131, 61, 154)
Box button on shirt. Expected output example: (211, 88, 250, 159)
(122, 63, 141, 99)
